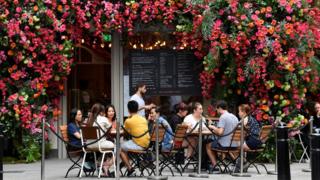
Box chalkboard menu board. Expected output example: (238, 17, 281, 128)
(129, 50, 202, 96)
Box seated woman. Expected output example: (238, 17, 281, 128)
(148, 106, 174, 151)
(106, 104, 117, 131)
(169, 102, 188, 132)
(182, 102, 207, 159)
(67, 108, 83, 150)
(67, 108, 94, 170)
(87, 103, 115, 177)
(233, 104, 262, 173)
(238, 104, 262, 151)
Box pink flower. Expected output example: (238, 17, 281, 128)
(279, 0, 287, 7)
(8, 93, 18, 102)
(243, 2, 252, 9)
(16, 7, 22, 13)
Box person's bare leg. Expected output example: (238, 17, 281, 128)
(206, 143, 217, 166)
(187, 137, 197, 158)
(120, 150, 132, 170)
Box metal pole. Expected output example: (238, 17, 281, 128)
(232, 118, 250, 177)
(116, 120, 120, 180)
(277, 123, 291, 180)
(0, 134, 3, 180)
(311, 132, 320, 180)
(41, 118, 45, 180)
(189, 117, 208, 178)
(269, 116, 280, 175)
(156, 119, 159, 177)
(148, 118, 167, 180)
(302, 116, 313, 172)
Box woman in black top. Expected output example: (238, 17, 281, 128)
(169, 102, 188, 132)
(238, 104, 262, 150)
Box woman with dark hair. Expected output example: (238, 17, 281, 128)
(106, 104, 117, 130)
(87, 103, 115, 177)
(169, 102, 188, 132)
(68, 108, 95, 171)
(67, 108, 83, 149)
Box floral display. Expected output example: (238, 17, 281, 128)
(195, 0, 320, 127)
(0, 0, 319, 161)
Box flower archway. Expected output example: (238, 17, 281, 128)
(0, 0, 319, 161)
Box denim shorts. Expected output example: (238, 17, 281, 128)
(245, 136, 262, 150)
(121, 140, 144, 152)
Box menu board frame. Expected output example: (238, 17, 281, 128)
(129, 50, 202, 96)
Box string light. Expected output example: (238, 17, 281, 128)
(108, 43, 112, 48)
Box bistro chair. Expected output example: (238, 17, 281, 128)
(126, 125, 166, 176)
(160, 124, 189, 176)
(59, 125, 83, 178)
(79, 126, 116, 178)
(244, 125, 273, 174)
(210, 124, 242, 173)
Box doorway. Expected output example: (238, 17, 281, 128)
(67, 45, 111, 119)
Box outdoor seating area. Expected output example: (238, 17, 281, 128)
(55, 122, 275, 179)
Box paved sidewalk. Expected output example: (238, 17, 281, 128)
(4, 158, 311, 180)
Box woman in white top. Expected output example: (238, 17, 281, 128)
(87, 103, 114, 177)
(183, 102, 206, 159)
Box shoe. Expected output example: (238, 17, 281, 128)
(243, 162, 250, 172)
(126, 168, 135, 177)
(109, 171, 115, 178)
(208, 164, 219, 174)
(83, 162, 94, 172)
(119, 162, 125, 169)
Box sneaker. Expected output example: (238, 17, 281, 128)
(126, 168, 135, 177)
(108, 171, 115, 178)
(83, 162, 94, 172)
(243, 162, 250, 173)
(208, 164, 220, 174)
(119, 162, 125, 169)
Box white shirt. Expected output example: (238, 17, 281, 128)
(130, 94, 145, 117)
(183, 114, 206, 132)
(94, 115, 111, 136)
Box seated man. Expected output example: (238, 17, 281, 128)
(206, 100, 239, 173)
(148, 106, 174, 151)
(120, 100, 150, 176)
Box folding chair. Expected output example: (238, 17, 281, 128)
(80, 126, 116, 178)
(245, 125, 273, 174)
(289, 124, 310, 164)
(160, 124, 189, 176)
(59, 125, 83, 178)
(210, 126, 241, 173)
(127, 125, 166, 176)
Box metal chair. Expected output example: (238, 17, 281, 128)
(80, 126, 115, 178)
(59, 125, 83, 178)
(245, 125, 273, 174)
(160, 124, 189, 176)
(127, 125, 165, 176)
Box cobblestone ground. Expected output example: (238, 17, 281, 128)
(4, 158, 311, 180)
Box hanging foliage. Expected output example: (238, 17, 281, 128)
(0, 0, 319, 161)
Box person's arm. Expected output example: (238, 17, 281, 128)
(139, 103, 156, 111)
(211, 116, 226, 136)
(209, 125, 224, 136)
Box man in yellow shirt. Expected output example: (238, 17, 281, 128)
(120, 100, 150, 176)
